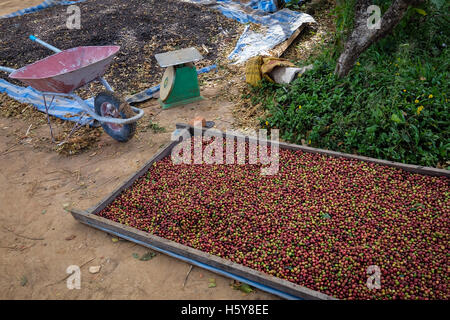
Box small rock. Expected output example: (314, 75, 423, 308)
(89, 266, 101, 274)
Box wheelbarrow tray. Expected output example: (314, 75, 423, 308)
(9, 46, 120, 94)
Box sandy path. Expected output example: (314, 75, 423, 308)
(0, 85, 276, 300)
(0, 0, 45, 16)
(0, 0, 277, 301)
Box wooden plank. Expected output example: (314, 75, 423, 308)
(276, 142, 450, 177)
(181, 124, 449, 177)
(269, 25, 306, 58)
(71, 209, 335, 300)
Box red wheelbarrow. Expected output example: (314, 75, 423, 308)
(0, 35, 144, 143)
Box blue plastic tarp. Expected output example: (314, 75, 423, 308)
(0, 66, 218, 124)
(0, 79, 94, 125)
(182, 1, 315, 63)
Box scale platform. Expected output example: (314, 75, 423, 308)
(155, 48, 203, 67)
(155, 48, 204, 109)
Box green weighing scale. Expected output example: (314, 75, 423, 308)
(155, 47, 204, 109)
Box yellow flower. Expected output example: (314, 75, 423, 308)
(308, 140, 311, 145)
(298, 105, 302, 109)
(403, 89, 406, 93)
(265, 121, 269, 126)
(356, 62, 360, 66)
(428, 94, 433, 99)
(417, 105, 424, 115)
(415, 99, 419, 104)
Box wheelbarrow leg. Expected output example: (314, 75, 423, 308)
(56, 111, 90, 147)
(43, 95, 56, 143)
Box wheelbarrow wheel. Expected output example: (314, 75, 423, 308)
(94, 91, 136, 142)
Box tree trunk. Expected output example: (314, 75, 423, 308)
(335, 0, 424, 78)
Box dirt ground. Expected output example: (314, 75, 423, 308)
(0, 0, 241, 96)
(0, 0, 277, 300)
(0, 79, 281, 299)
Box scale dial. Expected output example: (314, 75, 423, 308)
(160, 66, 175, 102)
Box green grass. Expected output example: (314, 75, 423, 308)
(252, 1, 449, 167)
(145, 120, 166, 133)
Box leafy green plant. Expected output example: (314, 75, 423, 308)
(231, 281, 253, 293)
(253, 1, 449, 167)
(20, 275, 28, 287)
(285, 1, 301, 10)
(145, 120, 166, 133)
(132, 251, 157, 261)
(331, 0, 357, 57)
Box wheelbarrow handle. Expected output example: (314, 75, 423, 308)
(0, 66, 16, 73)
(29, 35, 62, 53)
